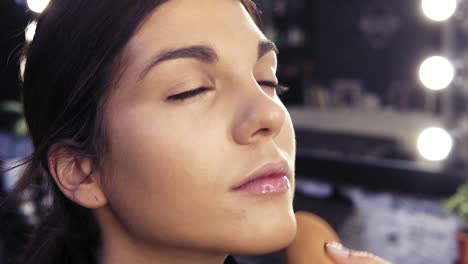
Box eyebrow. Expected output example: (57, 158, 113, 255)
(139, 39, 279, 81)
(258, 40, 279, 59)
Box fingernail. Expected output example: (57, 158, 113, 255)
(325, 242, 350, 257)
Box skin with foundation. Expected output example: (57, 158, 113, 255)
(23, 0, 390, 263)
(51, 1, 296, 263)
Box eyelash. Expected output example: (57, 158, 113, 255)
(167, 81, 289, 102)
(167, 87, 212, 101)
(257, 81, 290, 95)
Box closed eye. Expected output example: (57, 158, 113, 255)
(166, 81, 289, 102)
(166, 87, 213, 102)
(258, 81, 289, 95)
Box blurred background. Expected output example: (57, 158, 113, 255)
(1, 0, 468, 263)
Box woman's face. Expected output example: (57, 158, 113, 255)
(101, 0, 296, 255)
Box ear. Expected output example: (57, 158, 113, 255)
(48, 146, 108, 208)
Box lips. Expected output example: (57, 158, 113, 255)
(231, 161, 291, 195)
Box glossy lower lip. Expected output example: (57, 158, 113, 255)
(232, 174, 290, 194)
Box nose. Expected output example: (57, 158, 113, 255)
(232, 87, 286, 145)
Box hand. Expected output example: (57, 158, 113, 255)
(325, 242, 391, 264)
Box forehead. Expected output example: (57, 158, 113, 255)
(123, 0, 265, 65)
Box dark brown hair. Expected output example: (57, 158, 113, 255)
(14, 0, 261, 263)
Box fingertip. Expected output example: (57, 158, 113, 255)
(325, 243, 393, 264)
(325, 241, 350, 258)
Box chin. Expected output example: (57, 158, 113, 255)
(228, 208, 298, 255)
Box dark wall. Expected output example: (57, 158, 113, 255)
(261, 0, 444, 109)
(0, 0, 30, 102)
(315, 0, 440, 96)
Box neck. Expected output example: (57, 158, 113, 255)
(95, 207, 227, 264)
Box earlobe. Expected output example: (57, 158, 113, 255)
(48, 147, 108, 209)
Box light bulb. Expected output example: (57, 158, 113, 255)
(417, 127, 453, 161)
(422, 0, 457, 22)
(27, 0, 50, 13)
(419, 56, 455, 91)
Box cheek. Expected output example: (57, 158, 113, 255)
(100, 105, 232, 243)
(103, 108, 204, 197)
(99, 101, 297, 254)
